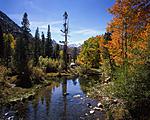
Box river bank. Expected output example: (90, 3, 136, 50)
(0, 66, 79, 105)
(0, 66, 102, 109)
(83, 71, 150, 120)
(0, 67, 106, 107)
(84, 79, 131, 119)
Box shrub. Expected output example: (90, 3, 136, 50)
(0, 65, 10, 82)
(112, 64, 150, 102)
(30, 67, 45, 84)
(46, 58, 59, 72)
(78, 64, 91, 75)
(38, 56, 64, 73)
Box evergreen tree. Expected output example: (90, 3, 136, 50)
(15, 36, 22, 71)
(34, 27, 40, 66)
(41, 32, 45, 57)
(72, 47, 78, 63)
(103, 32, 114, 75)
(15, 12, 31, 84)
(53, 43, 60, 59)
(21, 12, 30, 32)
(3, 33, 11, 67)
(0, 25, 4, 61)
(45, 25, 53, 58)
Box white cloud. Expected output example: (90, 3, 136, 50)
(69, 39, 85, 45)
(72, 29, 103, 36)
(30, 20, 63, 34)
(30, 20, 62, 26)
(25, 1, 44, 13)
(68, 28, 105, 45)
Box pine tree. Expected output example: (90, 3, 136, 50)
(15, 36, 23, 72)
(15, 12, 31, 83)
(34, 27, 40, 66)
(72, 47, 77, 63)
(53, 43, 60, 59)
(45, 25, 53, 58)
(41, 32, 45, 57)
(3, 33, 11, 67)
(21, 12, 30, 32)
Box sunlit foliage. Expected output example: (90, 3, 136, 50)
(77, 36, 100, 68)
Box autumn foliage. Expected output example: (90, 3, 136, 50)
(106, 0, 150, 66)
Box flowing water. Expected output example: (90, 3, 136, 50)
(0, 76, 105, 120)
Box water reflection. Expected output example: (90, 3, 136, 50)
(72, 77, 77, 86)
(79, 75, 101, 94)
(62, 78, 67, 120)
(0, 76, 105, 120)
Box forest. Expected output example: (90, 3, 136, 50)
(0, 0, 150, 119)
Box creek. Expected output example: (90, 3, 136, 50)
(0, 76, 105, 120)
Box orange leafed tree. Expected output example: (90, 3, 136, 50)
(106, 0, 150, 66)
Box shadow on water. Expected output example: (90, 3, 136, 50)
(79, 75, 101, 94)
(0, 76, 105, 120)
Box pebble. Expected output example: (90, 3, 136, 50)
(89, 110, 95, 114)
(80, 97, 83, 100)
(85, 113, 88, 116)
(8, 116, 14, 120)
(105, 97, 109, 101)
(5, 112, 8, 116)
(93, 107, 102, 111)
(80, 117, 85, 120)
(4, 111, 16, 116)
(73, 94, 81, 98)
(113, 99, 118, 104)
(104, 83, 107, 85)
(97, 102, 103, 108)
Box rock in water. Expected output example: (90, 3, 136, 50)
(97, 102, 103, 108)
(4, 111, 16, 116)
(93, 107, 103, 111)
(8, 116, 14, 120)
(4, 110, 17, 120)
(80, 117, 85, 120)
(89, 110, 95, 114)
(85, 113, 88, 116)
(63, 92, 69, 96)
(73, 94, 81, 98)
(4, 112, 8, 116)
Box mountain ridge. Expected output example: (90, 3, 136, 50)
(0, 11, 32, 38)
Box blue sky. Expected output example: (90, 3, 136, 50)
(0, 0, 115, 45)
